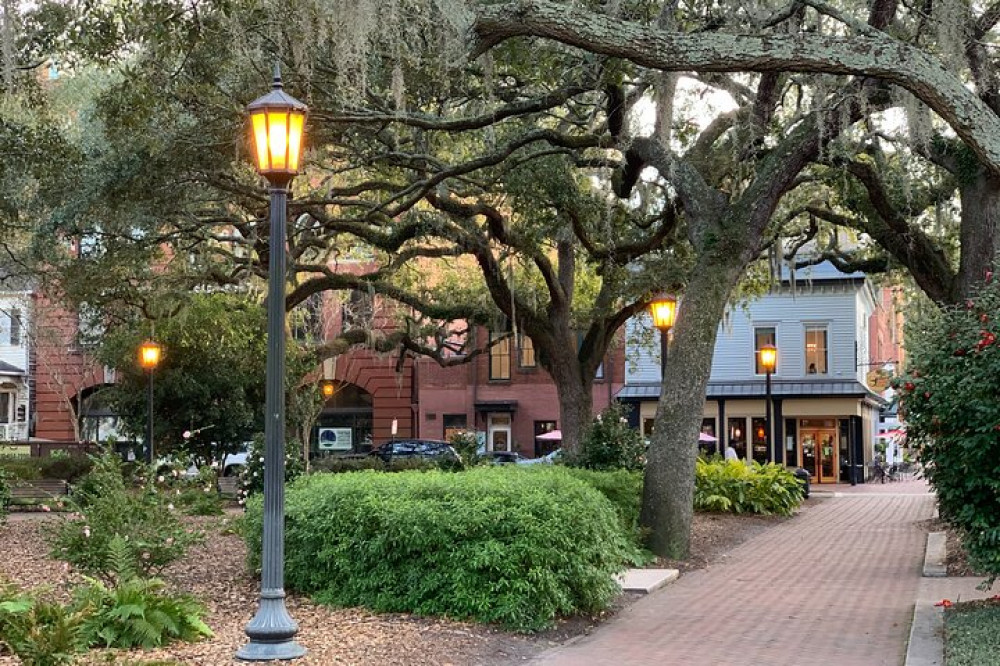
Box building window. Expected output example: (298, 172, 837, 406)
(489, 332, 511, 380)
(9, 308, 21, 346)
(0, 391, 13, 424)
(443, 414, 467, 441)
(754, 327, 776, 374)
(518, 334, 536, 368)
(805, 326, 829, 375)
(595, 361, 605, 380)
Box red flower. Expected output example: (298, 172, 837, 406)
(934, 599, 953, 607)
(955, 348, 966, 356)
(905, 382, 915, 392)
(924, 392, 931, 399)
(981, 313, 990, 324)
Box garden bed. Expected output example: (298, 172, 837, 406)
(0, 507, 791, 665)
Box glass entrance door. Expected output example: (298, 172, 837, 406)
(800, 428, 838, 483)
(817, 430, 838, 483)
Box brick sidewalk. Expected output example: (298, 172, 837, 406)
(535, 493, 935, 666)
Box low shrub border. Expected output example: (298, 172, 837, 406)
(244, 466, 632, 632)
(694, 458, 803, 516)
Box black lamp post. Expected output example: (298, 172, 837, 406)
(237, 63, 307, 662)
(760, 343, 777, 464)
(649, 294, 678, 381)
(138, 340, 161, 465)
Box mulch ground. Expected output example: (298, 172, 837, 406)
(0, 506, 793, 665)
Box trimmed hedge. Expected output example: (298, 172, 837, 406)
(0, 455, 93, 482)
(562, 468, 642, 535)
(244, 466, 631, 632)
(694, 458, 803, 516)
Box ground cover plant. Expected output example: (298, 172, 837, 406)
(244, 466, 632, 632)
(944, 600, 1000, 666)
(900, 279, 1000, 583)
(693, 459, 804, 516)
(48, 453, 202, 583)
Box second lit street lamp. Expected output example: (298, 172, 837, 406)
(237, 63, 308, 662)
(760, 343, 777, 464)
(138, 340, 161, 464)
(649, 294, 678, 380)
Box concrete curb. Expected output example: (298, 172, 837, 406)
(923, 532, 947, 577)
(617, 568, 680, 594)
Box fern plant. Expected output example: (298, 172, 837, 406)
(73, 536, 213, 649)
(0, 584, 88, 666)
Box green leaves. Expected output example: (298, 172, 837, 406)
(902, 279, 1000, 583)
(693, 458, 804, 516)
(243, 466, 632, 632)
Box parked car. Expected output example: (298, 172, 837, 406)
(518, 448, 563, 465)
(370, 439, 461, 464)
(481, 451, 525, 465)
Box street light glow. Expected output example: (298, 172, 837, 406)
(247, 65, 307, 178)
(139, 340, 161, 370)
(760, 344, 777, 374)
(649, 294, 677, 332)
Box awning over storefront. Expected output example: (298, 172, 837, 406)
(618, 379, 885, 406)
(474, 400, 518, 413)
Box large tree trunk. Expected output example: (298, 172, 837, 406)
(955, 172, 1000, 301)
(541, 340, 593, 455)
(640, 256, 745, 558)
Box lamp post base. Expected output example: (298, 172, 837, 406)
(237, 592, 306, 661)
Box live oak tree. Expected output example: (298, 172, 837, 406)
(470, 0, 1000, 556)
(12, 0, 1000, 560)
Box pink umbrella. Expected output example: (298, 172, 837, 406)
(536, 430, 562, 441)
(698, 432, 718, 442)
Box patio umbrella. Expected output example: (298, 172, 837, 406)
(698, 432, 718, 442)
(536, 430, 562, 441)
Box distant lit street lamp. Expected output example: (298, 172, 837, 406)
(237, 63, 307, 662)
(649, 294, 678, 380)
(760, 343, 777, 464)
(319, 380, 336, 400)
(138, 340, 161, 464)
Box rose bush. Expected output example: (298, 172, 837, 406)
(898, 275, 1000, 582)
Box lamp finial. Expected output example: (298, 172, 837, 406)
(272, 61, 283, 90)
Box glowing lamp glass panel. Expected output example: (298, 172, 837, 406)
(139, 342, 161, 370)
(250, 107, 305, 175)
(321, 381, 335, 399)
(649, 295, 677, 331)
(759, 344, 777, 374)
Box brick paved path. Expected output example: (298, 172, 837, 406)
(536, 490, 935, 666)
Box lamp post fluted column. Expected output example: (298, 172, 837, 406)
(138, 340, 161, 465)
(760, 344, 777, 464)
(238, 63, 307, 662)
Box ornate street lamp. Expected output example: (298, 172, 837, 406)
(649, 294, 678, 380)
(237, 63, 308, 662)
(138, 340, 161, 464)
(759, 343, 777, 464)
(319, 380, 336, 400)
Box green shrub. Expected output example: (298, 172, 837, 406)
(448, 430, 481, 465)
(0, 584, 88, 666)
(38, 455, 93, 483)
(562, 468, 642, 533)
(244, 466, 631, 632)
(0, 469, 9, 523)
(572, 403, 645, 471)
(237, 434, 305, 505)
(899, 279, 1000, 583)
(157, 466, 224, 516)
(694, 458, 803, 516)
(48, 454, 202, 583)
(0, 455, 42, 481)
(311, 455, 386, 474)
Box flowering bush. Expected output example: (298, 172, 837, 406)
(48, 453, 201, 583)
(236, 433, 305, 505)
(155, 464, 224, 516)
(898, 275, 1000, 582)
(573, 403, 645, 471)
